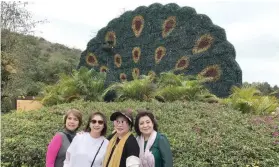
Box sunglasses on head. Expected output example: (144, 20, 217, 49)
(90, 119, 104, 125)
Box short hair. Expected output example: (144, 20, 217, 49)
(134, 109, 158, 136)
(63, 109, 82, 130)
(84, 111, 107, 136)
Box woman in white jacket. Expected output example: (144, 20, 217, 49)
(64, 112, 109, 167)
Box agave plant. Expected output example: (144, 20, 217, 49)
(102, 75, 156, 102)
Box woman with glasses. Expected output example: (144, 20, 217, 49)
(46, 109, 82, 167)
(103, 109, 140, 167)
(134, 109, 173, 167)
(63, 112, 109, 167)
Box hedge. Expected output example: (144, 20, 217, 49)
(1, 100, 279, 166)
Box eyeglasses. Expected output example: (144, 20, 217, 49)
(114, 120, 128, 125)
(90, 119, 104, 125)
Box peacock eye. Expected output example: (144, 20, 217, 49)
(114, 54, 122, 68)
(120, 73, 127, 82)
(105, 31, 116, 47)
(132, 68, 140, 80)
(132, 15, 144, 37)
(197, 65, 221, 82)
(162, 16, 176, 38)
(132, 47, 141, 63)
(175, 56, 189, 71)
(154, 46, 166, 64)
(86, 53, 98, 67)
(100, 66, 108, 73)
(192, 34, 214, 54)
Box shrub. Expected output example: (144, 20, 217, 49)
(1, 101, 279, 166)
(103, 75, 156, 101)
(103, 72, 218, 103)
(41, 67, 106, 106)
(222, 86, 279, 115)
(155, 73, 217, 102)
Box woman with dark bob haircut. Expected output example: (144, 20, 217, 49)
(134, 109, 173, 167)
(64, 112, 109, 167)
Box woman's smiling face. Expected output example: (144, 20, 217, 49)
(138, 115, 154, 137)
(114, 116, 130, 137)
(65, 113, 79, 131)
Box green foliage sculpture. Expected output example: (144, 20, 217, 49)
(78, 3, 242, 97)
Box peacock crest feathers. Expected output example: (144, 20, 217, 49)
(78, 3, 242, 97)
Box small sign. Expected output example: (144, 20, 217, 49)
(16, 96, 43, 111)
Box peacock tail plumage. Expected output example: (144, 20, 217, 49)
(78, 3, 242, 97)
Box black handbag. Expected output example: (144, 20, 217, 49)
(90, 140, 105, 167)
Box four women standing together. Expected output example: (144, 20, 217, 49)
(46, 109, 173, 167)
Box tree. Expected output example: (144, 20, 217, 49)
(1, 1, 45, 34)
(271, 85, 279, 99)
(1, 2, 45, 112)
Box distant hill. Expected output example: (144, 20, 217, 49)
(1, 29, 82, 112)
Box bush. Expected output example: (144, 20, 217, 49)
(103, 72, 218, 103)
(41, 67, 106, 106)
(1, 101, 279, 166)
(222, 86, 279, 115)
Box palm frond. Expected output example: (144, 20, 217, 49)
(157, 72, 184, 87)
(223, 85, 279, 114)
(104, 76, 156, 101)
(41, 67, 106, 106)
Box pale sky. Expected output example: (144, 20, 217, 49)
(26, 0, 279, 86)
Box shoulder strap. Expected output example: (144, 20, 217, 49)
(91, 139, 105, 167)
(61, 132, 73, 143)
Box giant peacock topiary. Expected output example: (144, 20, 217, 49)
(78, 3, 242, 97)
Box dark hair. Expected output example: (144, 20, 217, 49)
(63, 109, 83, 130)
(84, 111, 107, 136)
(134, 109, 158, 136)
